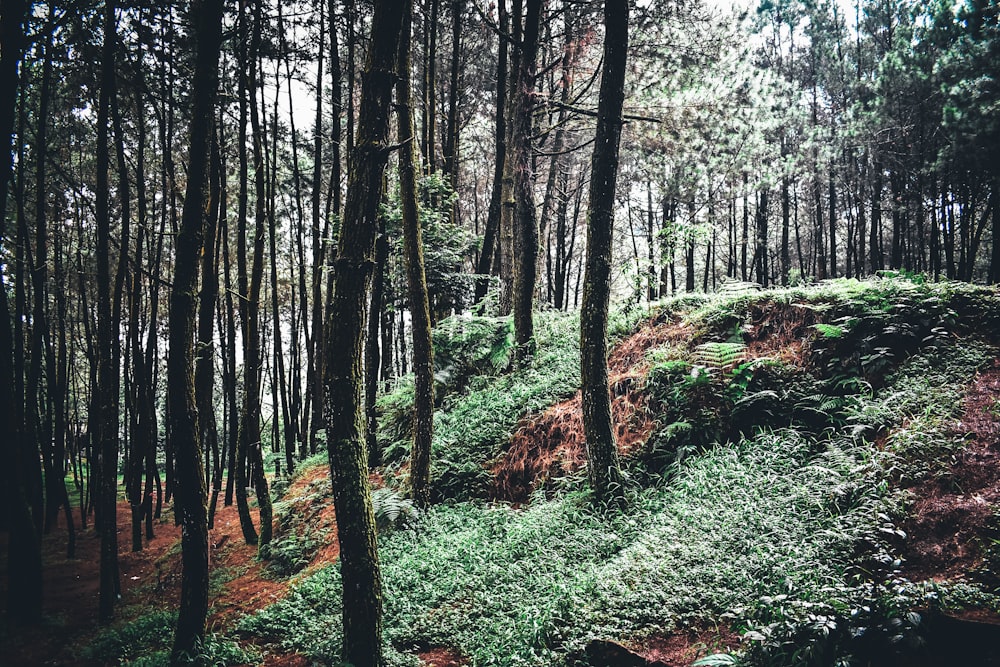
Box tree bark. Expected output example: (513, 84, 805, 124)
(581, 0, 627, 507)
(323, 0, 404, 662)
(509, 0, 542, 362)
(397, 0, 435, 509)
(0, 0, 43, 624)
(96, 0, 121, 625)
(473, 0, 508, 304)
(168, 0, 225, 658)
(245, 0, 273, 549)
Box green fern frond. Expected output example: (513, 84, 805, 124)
(372, 487, 419, 533)
(695, 341, 747, 369)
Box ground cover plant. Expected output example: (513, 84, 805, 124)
(239, 279, 1000, 666)
(18, 279, 997, 666)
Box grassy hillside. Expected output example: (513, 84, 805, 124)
(237, 278, 1000, 666)
(67, 277, 1000, 667)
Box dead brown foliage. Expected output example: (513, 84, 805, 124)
(491, 299, 828, 504)
(491, 315, 694, 503)
(902, 360, 1000, 583)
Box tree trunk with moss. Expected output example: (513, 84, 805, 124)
(508, 0, 542, 362)
(323, 0, 405, 662)
(581, 0, 628, 507)
(397, 0, 435, 509)
(167, 0, 224, 659)
(96, 0, 121, 624)
(0, 0, 42, 623)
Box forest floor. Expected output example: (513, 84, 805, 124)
(4, 301, 1000, 666)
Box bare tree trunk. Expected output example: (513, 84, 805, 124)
(0, 0, 43, 624)
(365, 212, 387, 468)
(96, 0, 121, 625)
(443, 0, 463, 224)
(245, 0, 273, 549)
(473, 0, 508, 304)
(168, 0, 224, 657)
(509, 0, 542, 362)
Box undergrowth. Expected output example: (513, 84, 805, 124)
(377, 307, 653, 500)
(244, 279, 999, 666)
(82, 610, 258, 666)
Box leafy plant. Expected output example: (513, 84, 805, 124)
(372, 487, 419, 534)
(695, 341, 747, 369)
(261, 525, 327, 577)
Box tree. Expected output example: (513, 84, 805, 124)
(581, 0, 628, 506)
(473, 0, 507, 304)
(323, 0, 405, 661)
(96, 0, 121, 624)
(1, 0, 43, 625)
(167, 0, 225, 659)
(397, 0, 435, 509)
(507, 0, 542, 362)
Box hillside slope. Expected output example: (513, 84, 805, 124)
(12, 278, 1000, 667)
(243, 278, 1000, 667)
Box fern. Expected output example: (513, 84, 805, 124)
(372, 487, 419, 534)
(695, 341, 747, 369)
(717, 279, 762, 295)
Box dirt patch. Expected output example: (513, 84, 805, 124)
(418, 645, 467, 666)
(901, 360, 1000, 584)
(492, 317, 693, 502)
(638, 624, 742, 665)
(0, 466, 341, 666)
(491, 300, 822, 503)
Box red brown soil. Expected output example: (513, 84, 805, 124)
(901, 360, 1000, 585)
(637, 625, 742, 666)
(492, 302, 820, 503)
(492, 314, 694, 502)
(417, 646, 467, 666)
(0, 465, 341, 666)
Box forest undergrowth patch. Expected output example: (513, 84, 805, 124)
(245, 279, 1000, 667)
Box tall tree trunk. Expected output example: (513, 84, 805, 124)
(647, 181, 657, 299)
(323, 0, 404, 662)
(425, 0, 440, 173)
(990, 177, 999, 284)
(871, 160, 884, 273)
(398, 0, 435, 509)
(235, 0, 257, 545)
(196, 119, 223, 532)
(168, 0, 224, 657)
(829, 169, 837, 277)
(473, 0, 508, 304)
(30, 8, 59, 536)
(781, 172, 791, 285)
(443, 0, 463, 227)
(96, 0, 121, 625)
(581, 0, 627, 507)
(245, 0, 273, 549)
(0, 0, 43, 625)
(304, 0, 327, 458)
(509, 0, 542, 362)
(364, 212, 387, 468)
(756, 189, 769, 287)
(208, 116, 227, 528)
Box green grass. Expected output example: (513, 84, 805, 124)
(377, 311, 586, 500)
(81, 610, 259, 666)
(244, 280, 1000, 667)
